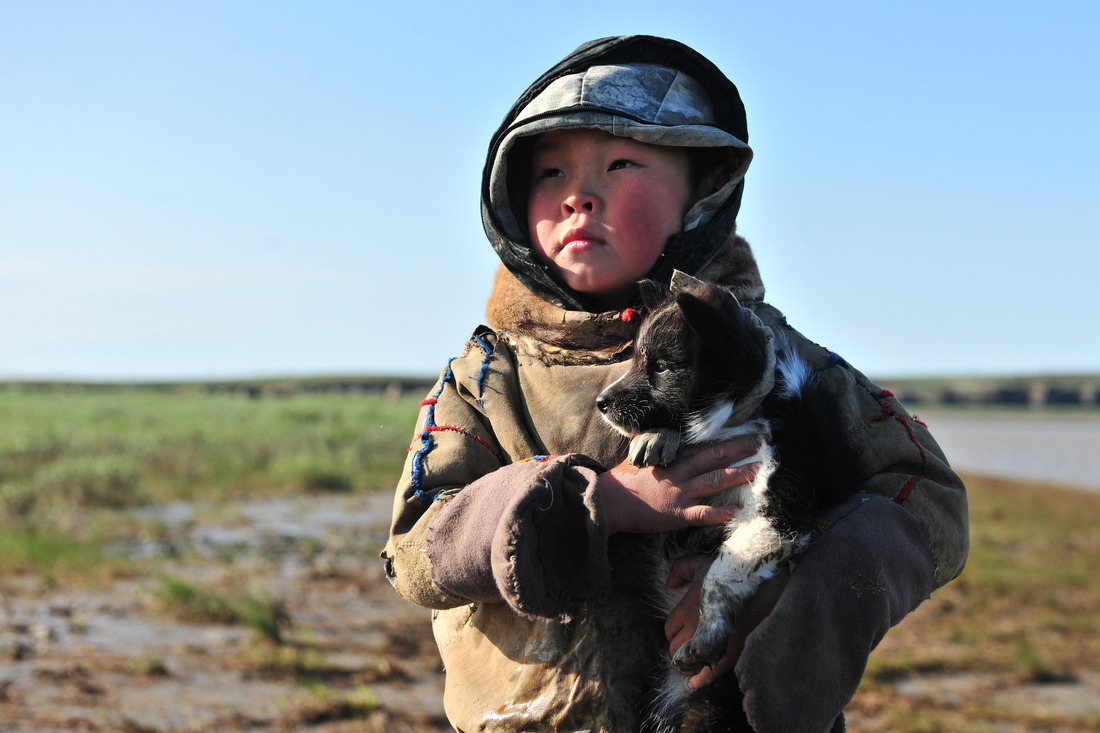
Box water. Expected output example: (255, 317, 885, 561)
(919, 411, 1100, 492)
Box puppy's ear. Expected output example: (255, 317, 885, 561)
(637, 279, 669, 310)
(677, 286, 771, 373)
(669, 270, 706, 294)
(675, 289, 727, 344)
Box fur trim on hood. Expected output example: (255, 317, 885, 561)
(481, 36, 755, 312)
(485, 230, 766, 364)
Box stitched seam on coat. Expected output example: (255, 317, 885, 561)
(410, 359, 455, 500)
(870, 389, 929, 503)
(468, 332, 495, 410)
(410, 335, 501, 502)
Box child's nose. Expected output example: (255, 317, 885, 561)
(563, 191, 597, 215)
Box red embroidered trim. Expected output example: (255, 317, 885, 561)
(872, 389, 928, 504)
(422, 425, 500, 458)
(895, 475, 922, 504)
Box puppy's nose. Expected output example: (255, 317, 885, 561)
(595, 393, 610, 413)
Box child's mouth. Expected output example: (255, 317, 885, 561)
(563, 239, 602, 252)
(562, 228, 604, 251)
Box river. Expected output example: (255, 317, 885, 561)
(917, 411, 1100, 492)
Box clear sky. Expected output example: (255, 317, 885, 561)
(2, 1, 1097, 382)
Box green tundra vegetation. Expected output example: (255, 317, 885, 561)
(0, 385, 422, 578)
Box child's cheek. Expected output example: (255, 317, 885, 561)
(526, 193, 552, 257)
(529, 220, 556, 264)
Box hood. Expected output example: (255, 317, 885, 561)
(481, 35, 754, 311)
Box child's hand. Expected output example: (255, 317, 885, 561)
(596, 436, 760, 535)
(664, 554, 790, 689)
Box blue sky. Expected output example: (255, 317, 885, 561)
(2, 1, 1097, 381)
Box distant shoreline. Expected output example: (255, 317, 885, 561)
(917, 409, 1100, 493)
(5, 373, 1100, 409)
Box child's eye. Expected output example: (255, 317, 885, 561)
(608, 159, 637, 171)
(538, 167, 564, 178)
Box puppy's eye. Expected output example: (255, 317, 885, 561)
(654, 360, 673, 373)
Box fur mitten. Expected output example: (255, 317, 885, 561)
(426, 454, 610, 618)
(735, 492, 937, 732)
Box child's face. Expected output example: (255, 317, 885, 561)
(526, 128, 695, 310)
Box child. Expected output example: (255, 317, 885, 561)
(382, 35, 968, 733)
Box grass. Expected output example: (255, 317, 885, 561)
(852, 471, 1100, 731)
(0, 388, 422, 501)
(0, 387, 422, 577)
(282, 683, 380, 726)
(0, 528, 132, 585)
(153, 574, 290, 642)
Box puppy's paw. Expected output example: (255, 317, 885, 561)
(672, 621, 730, 675)
(628, 428, 680, 466)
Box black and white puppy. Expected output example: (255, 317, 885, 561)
(597, 271, 842, 730)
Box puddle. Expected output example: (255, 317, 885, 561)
(112, 492, 395, 562)
(892, 670, 1100, 722)
(991, 673, 1100, 718)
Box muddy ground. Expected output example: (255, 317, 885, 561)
(0, 492, 449, 732)
(1, 492, 1097, 732)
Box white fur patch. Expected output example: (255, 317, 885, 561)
(683, 399, 735, 444)
(775, 332, 811, 399)
(597, 370, 634, 437)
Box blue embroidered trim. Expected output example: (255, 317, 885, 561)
(410, 358, 455, 502)
(469, 333, 495, 410)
